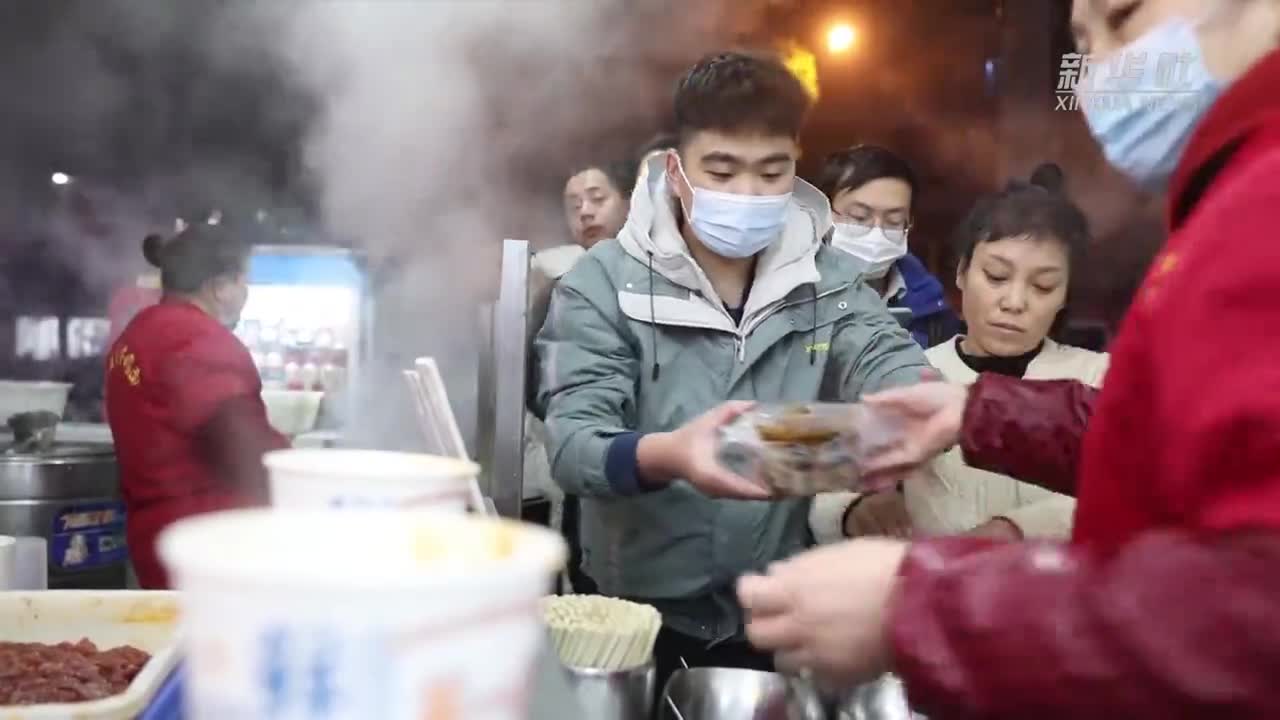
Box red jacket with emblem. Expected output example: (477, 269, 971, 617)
(887, 50, 1280, 720)
(105, 299, 287, 588)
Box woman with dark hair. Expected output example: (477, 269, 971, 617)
(818, 144, 961, 348)
(105, 224, 287, 589)
(813, 164, 1109, 544)
(741, 0, 1280, 715)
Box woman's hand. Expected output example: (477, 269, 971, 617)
(738, 539, 910, 685)
(859, 381, 968, 490)
(844, 490, 912, 539)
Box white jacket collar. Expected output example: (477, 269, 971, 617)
(617, 152, 833, 318)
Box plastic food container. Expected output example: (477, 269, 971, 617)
(158, 508, 567, 720)
(0, 590, 182, 719)
(0, 381, 72, 424)
(717, 403, 901, 495)
(263, 448, 479, 510)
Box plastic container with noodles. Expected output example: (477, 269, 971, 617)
(716, 402, 903, 496)
(158, 509, 566, 720)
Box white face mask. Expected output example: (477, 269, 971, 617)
(671, 155, 792, 259)
(831, 223, 908, 279)
(213, 277, 248, 330)
(1080, 13, 1222, 190)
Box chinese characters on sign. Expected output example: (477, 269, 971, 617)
(1055, 50, 1198, 111)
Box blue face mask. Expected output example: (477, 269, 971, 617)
(671, 156, 792, 259)
(1081, 16, 1222, 191)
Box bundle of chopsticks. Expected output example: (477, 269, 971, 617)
(402, 356, 492, 515)
(542, 595, 662, 671)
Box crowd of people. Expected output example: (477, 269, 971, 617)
(528, 46, 1109, 687)
(528, 0, 1280, 716)
(101, 0, 1280, 716)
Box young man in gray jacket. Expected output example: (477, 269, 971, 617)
(534, 51, 930, 682)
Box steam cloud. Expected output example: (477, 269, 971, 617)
(236, 0, 786, 450)
(2, 0, 1158, 427)
(0, 0, 786, 442)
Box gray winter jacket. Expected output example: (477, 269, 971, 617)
(533, 154, 930, 642)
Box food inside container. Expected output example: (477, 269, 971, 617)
(753, 403, 847, 444)
(717, 402, 901, 496)
(0, 639, 150, 705)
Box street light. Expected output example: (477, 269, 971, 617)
(826, 23, 856, 54)
(50, 172, 71, 186)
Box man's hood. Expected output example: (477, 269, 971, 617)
(617, 151, 833, 302)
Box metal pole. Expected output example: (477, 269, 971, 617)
(482, 239, 530, 519)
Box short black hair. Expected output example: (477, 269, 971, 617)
(143, 222, 251, 295)
(952, 162, 1087, 271)
(953, 163, 1088, 336)
(818, 145, 919, 204)
(673, 51, 811, 145)
(566, 159, 637, 199)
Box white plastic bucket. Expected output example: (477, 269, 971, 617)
(158, 509, 566, 720)
(0, 381, 72, 423)
(263, 448, 479, 511)
(260, 390, 325, 437)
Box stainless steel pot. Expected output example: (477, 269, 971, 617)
(660, 669, 924, 720)
(660, 668, 790, 720)
(836, 675, 923, 720)
(0, 441, 126, 589)
(563, 662, 655, 720)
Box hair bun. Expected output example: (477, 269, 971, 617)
(142, 234, 167, 268)
(1029, 162, 1065, 193)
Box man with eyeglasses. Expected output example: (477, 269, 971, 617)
(818, 145, 961, 349)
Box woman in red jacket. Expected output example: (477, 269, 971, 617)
(738, 1, 1280, 718)
(106, 224, 288, 588)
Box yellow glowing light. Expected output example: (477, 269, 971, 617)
(826, 24, 856, 54)
(781, 43, 820, 101)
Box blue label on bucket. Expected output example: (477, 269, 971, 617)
(328, 496, 395, 509)
(49, 501, 128, 570)
(251, 624, 392, 719)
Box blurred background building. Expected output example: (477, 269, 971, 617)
(0, 0, 1162, 428)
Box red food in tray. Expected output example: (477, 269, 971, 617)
(0, 638, 151, 705)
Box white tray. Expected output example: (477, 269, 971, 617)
(0, 590, 181, 719)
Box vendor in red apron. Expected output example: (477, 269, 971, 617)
(105, 223, 288, 588)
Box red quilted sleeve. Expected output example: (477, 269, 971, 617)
(959, 374, 1098, 496)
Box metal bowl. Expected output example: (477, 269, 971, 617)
(659, 668, 790, 720)
(659, 669, 924, 720)
(835, 674, 923, 720)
